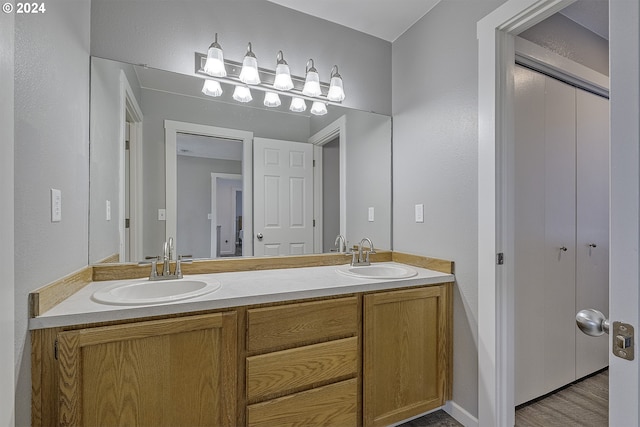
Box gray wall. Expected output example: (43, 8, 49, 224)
(89, 57, 142, 263)
(392, 0, 505, 418)
(90, 0, 392, 115)
(520, 13, 609, 76)
(14, 1, 91, 425)
(177, 156, 241, 258)
(1, 9, 15, 426)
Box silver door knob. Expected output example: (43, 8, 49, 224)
(576, 309, 610, 336)
(257, 233, 263, 241)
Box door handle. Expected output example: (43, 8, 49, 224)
(576, 309, 609, 336)
(257, 233, 263, 241)
(577, 309, 635, 361)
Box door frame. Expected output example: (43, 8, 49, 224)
(309, 116, 347, 253)
(210, 173, 242, 258)
(119, 70, 143, 262)
(478, 1, 639, 426)
(164, 121, 253, 257)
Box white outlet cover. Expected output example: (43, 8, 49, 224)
(106, 200, 111, 221)
(368, 207, 375, 222)
(51, 189, 62, 222)
(415, 204, 424, 223)
(158, 208, 166, 221)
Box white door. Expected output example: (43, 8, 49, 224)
(253, 137, 314, 256)
(608, 1, 639, 423)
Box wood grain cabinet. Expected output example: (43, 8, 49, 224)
(245, 297, 360, 427)
(55, 312, 237, 427)
(363, 285, 452, 427)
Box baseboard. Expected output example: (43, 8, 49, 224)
(444, 400, 479, 427)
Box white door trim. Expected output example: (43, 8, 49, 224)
(210, 173, 242, 258)
(309, 115, 347, 252)
(164, 121, 253, 256)
(120, 70, 143, 262)
(477, 1, 578, 425)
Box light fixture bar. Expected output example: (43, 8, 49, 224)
(194, 52, 340, 106)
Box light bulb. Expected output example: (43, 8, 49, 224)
(327, 66, 345, 102)
(289, 97, 307, 112)
(273, 51, 294, 91)
(201, 80, 223, 97)
(232, 85, 253, 103)
(203, 34, 226, 77)
(302, 59, 321, 97)
(264, 92, 281, 107)
(239, 42, 260, 85)
(310, 101, 327, 116)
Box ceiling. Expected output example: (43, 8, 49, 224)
(266, 0, 441, 42)
(266, 0, 608, 42)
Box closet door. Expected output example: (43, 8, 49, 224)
(514, 66, 577, 405)
(575, 89, 609, 378)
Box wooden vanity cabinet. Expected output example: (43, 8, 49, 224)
(54, 312, 237, 427)
(363, 285, 452, 427)
(245, 296, 360, 427)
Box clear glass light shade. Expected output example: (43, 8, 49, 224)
(302, 70, 321, 97)
(232, 85, 253, 103)
(274, 63, 294, 91)
(203, 46, 227, 77)
(264, 92, 281, 107)
(201, 79, 223, 97)
(310, 101, 328, 116)
(239, 56, 260, 85)
(289, 97, 307, 112)
(327, 76, 345, 102)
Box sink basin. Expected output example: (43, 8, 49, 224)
(92, 278, 221, 305)
(337, 264, 418, 279)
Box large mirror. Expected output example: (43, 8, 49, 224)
(89, 57, 391, 264)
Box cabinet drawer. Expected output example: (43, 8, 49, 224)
(247, 336, 358, 402)
(247, 296, 358, 352)
(247, 378, 358, 427)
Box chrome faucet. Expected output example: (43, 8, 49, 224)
(141, 238, 192, 281)
(334, 234, 347, 253)
(349, 238, 376, 266)
(162, 237, 174, 276)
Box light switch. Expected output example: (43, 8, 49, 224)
(51, 189, 62, 222)
(368, 207, 375, 222)
(415, 204, 424, 223)
(106, 200, 111, 221)
(158, 208, 166, 221)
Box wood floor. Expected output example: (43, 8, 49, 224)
(516, 369, 608, 427)
(398, 369, 608, 427)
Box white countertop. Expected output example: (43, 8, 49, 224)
(29, 262, 454, 330)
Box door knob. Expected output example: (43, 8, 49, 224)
(576, 309, 609, 336)
(560, 246, 568, 252)
(257, 233, 263, 241)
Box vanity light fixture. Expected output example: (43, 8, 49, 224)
(302, 59, 321, 97)
(201, 79, 223, 97)
(310, 101, 328, 116)
(289, 97, 307, 112)
(327, 65, 345, 102)
(232, 85, 253, 103)
(239, 42, 261, 85)
(203, 33, 227, 77)
(264, 92, 281, 107)
(273, 51, 294, 91)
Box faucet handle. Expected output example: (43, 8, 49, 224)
(142, 256, 161, 279)
(175, 255, 193, 278)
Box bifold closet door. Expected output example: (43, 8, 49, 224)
(514, 66, 577, 405)
(575, 89, 609, 378)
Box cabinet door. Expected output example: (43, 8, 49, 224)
(57, 312, 237, 427)
(363, 285, 451, 427)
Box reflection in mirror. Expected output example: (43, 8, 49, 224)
(89, 57, 391, 264)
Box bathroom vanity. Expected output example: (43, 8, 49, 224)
(30, 253, 453, 427)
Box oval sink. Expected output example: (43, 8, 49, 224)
(92, 278, 221, 305)
(337, 264, 418, 279)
